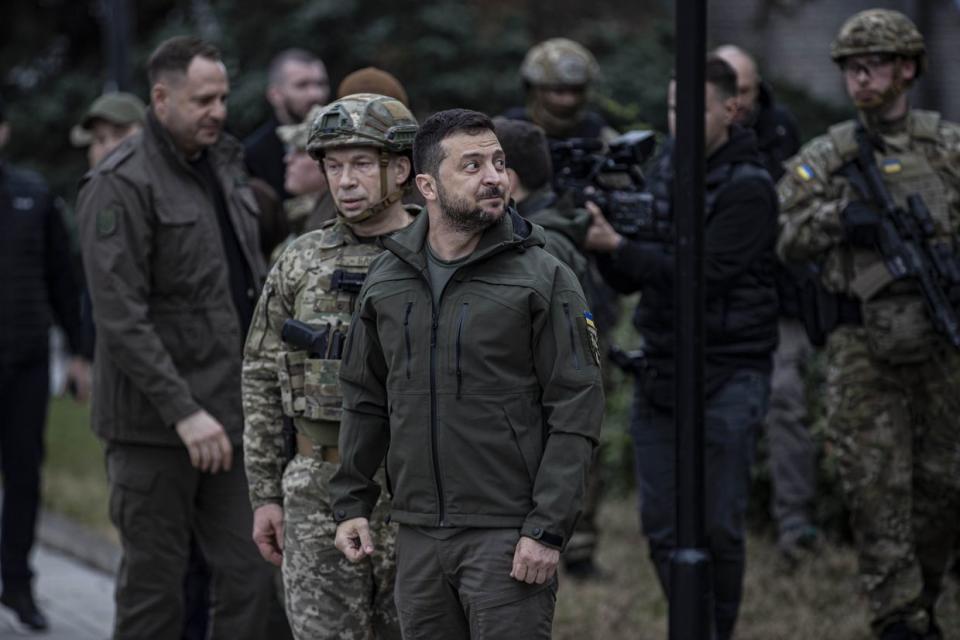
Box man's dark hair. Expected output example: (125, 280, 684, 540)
(268, 49, 322, 86)
(705, 55, 738, 100)
(414, 109, 494, 177)
(147, 36, 221, 86)
(492, 117, 552, 192)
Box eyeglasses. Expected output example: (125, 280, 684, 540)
(840, 55, 895, 79)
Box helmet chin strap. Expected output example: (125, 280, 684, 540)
(337, 151, 405, 226)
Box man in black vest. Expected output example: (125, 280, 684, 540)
(0, 98, 90, 632)
(585, 57, 779, 640)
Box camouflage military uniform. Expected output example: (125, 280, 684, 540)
(243, 218, 409, 639)
(778, 106, 960, 635)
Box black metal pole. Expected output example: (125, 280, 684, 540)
(670, 0, 711, 639)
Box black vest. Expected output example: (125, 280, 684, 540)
(635, 149, 779, 388)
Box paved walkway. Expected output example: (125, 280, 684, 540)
(0, 544, 114, 639)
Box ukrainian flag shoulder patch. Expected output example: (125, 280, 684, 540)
(881, 158, 903, 174)
(795, 164, 815, 182)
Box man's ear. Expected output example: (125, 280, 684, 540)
(0, 123, 10, 150)
(266, 84, 284, 111)
(393, 156, 412, 186)
(506, 168, 521, 194)
(723, 96, 737, 126)
(151, 83, 168, 117)
(416, 173, 438, 202)
(898, 58, 917, 83)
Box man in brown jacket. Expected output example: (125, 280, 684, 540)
(77, 36, 279, 639)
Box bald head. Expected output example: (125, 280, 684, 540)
(713, 44, 760, 125)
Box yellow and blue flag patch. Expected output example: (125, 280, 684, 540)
(795, 164, 815, 182)
(881, 158, 903, 174)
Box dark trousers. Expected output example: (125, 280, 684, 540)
(632, 369, 770, 640)
(107, 443, 278, 640)
(394, 526, 557, 639)
(0, 357, 49, 592)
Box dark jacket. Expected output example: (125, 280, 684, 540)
(518, 188, 592, 295)
(752, 83, 801, 183)
(244, 114, 289, 201)
(501, 106, 611, 143)
(77, 112, 267, 446)
(330, 208, 604, 549)
(597, 126, 779, 402)
(0, 162, 82, 366)
(751, 83, 805, 318)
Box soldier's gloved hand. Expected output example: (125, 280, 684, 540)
(252, 504, 284, 566)
(510, 536, 560, 585)
(335, 517, 374, 562)
(175, 409, 233, 473)
(841, 201, 881, 247)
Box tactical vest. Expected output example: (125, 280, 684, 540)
(276, 222, 383, 446)
(827, 112, 956, 362)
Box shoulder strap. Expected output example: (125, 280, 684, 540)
(827, 120, 860, 163)
(910, 110, 941, 142)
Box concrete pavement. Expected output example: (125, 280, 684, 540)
(0, 544, 114, 639)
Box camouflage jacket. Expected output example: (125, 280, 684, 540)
(777, 109, 960, 299)
(242, 209, 417, 509)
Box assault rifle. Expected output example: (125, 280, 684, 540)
(846, 127, 960, 348)
(550, 130, 664, 240)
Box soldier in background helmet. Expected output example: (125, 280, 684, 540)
(777, 9, 960, 639)
(503, 37, 614, 142)
(504, 38, 618, 580)
(243, 93, 419, 639)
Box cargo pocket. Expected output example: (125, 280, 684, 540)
(277, 350, 308, 417)
(303, 358, 343, 421)
(862, 294, 937, 364)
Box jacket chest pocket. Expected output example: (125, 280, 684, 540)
(153, 202, 207, 289)
(445, 288, 533, 392)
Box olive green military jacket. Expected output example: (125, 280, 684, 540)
(77, 112, 266, 446)
(517, 188, 592, 295)
(330, 208, 605, 550)
(242, 211, 417, 509)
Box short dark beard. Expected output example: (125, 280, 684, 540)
(436, 181, 503, 234)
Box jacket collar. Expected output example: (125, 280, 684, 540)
(144, 109, 243, 173)
(382, 205, 544, 273)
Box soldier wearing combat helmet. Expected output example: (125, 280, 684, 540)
(778, 9, 960, 639)
(503, 37, 614, 141)
(243, 93, 418, 640)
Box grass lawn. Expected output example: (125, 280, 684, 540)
(43, 397, 112, 539)
(41, 395, 960, 639)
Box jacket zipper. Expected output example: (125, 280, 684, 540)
(455, 302, 469, 399)
(429, 306, 446, 526)
(403, 302, 413, 379)
(562, 302, 582, 370)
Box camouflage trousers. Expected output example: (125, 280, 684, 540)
(826, 327, 960, 636)
(281, 454, 400, 640)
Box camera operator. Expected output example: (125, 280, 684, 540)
(584, 56, 778, 640)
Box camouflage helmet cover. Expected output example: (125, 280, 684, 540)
(830, 9, 926, 70)
(521, 38, 600, 87)
(306, 92, 418, 160)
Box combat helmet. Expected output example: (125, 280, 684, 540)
(306, 93, 418, 224)
(521, 38, 600, 87)
(831, 9, 926, 76)
(307, 92, 417, 158)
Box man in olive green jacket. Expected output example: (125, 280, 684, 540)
(77, 36, 280, 639)
(331, 109, 604, 639)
